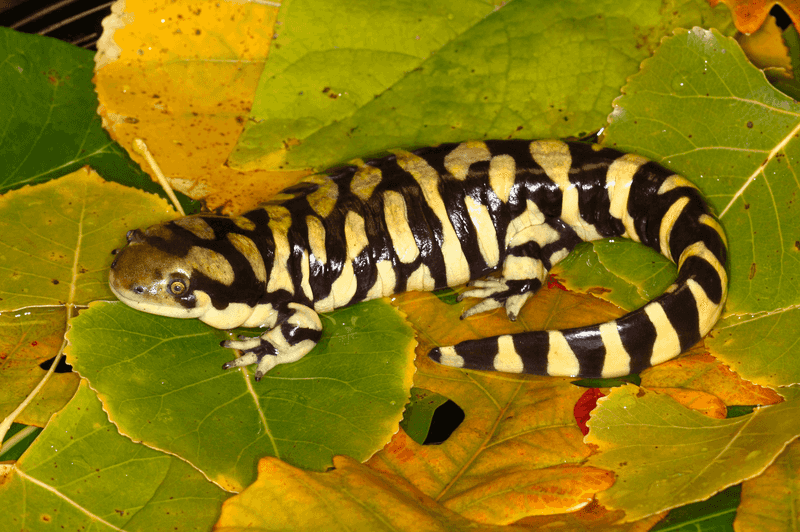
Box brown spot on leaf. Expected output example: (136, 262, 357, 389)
(749, 263, 757, 280)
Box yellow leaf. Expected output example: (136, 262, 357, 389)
(0, 308, 78, 427)
(94, 0, 309, 213)
(215, 455, 514, 532)
(517, 501, 665, 532)
(735, 15, 793, 72)
(641, 352, 783, 407)
(735, 439, 800, 532)
(647, 387, 727, 419)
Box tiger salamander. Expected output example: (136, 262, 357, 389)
(109, 140, 728, 381)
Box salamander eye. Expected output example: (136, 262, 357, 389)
(169, 280, 187, 295)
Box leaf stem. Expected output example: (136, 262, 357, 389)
(132, 138, 185, 216)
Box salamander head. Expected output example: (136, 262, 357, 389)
(109, 227, 212, 320)
(109, 218, 273, 330)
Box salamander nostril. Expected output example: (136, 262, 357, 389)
(126, 229, 145, 243)
(133, 286, 145, 294)
(111, 257, 119, 269)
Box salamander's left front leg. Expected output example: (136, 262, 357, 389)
(221, 303, 323, 381)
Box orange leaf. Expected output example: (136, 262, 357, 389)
(215, 455, 515, 531)
(735, 439, 800, 532)
(710, 0, 800, 34)
(641, 352, 783, 407)
(393, 281, 626, 352)
(94, 0, 309, 213)
(517, 501, 666, 532)
(647, 387, 728, 419)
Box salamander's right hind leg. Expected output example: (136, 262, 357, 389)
(459, 219, 581, 321)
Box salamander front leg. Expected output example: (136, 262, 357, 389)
(221, 303, 323, 381)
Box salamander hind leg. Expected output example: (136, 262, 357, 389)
(221, 303, 323, 381)
(460, 220, 580, 322)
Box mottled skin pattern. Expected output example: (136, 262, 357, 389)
(109, 140, 728, 381)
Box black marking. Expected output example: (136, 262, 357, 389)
(661, 286, 702, 351)
(618, 310, 658, 374)
(563, 325, 606, 377)
(511, 331, 550, 374)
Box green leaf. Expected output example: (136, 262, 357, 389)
(230, 0, 734, 170)
(0, 28, 168, 197)
(650, 484, 741, 532)
(709, 307, 800, 388)
(0, 381, 230, 531)
(556, 241, 676, 311)
(0, 168, 175, 311)
(66, 299, 416, 491)
(399, 387, 451, 444)
(0, 423, 42, 461)
(586, 385, 800, 522)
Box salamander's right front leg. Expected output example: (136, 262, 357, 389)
(221, 303, 323, 381)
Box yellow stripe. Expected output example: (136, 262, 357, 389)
(265, 206, 294, 295)
(300, 249, 313, 301)
(605, 153, 649, 242)
(677, 241, 727, 279)
(493, 335, 524, 373)
(174, 217, 215, 239)
(407, 263, 436, 292)
(383, 191, 420, 263)
(438, 346, 465, 368)
(686, 278, 724, 335)
(306, 215, 327, 264)
(530, 140, 602, 241)
(657, 174, 698, 194)
(598, 321, 630, 377)
(306, 175, 338, 218)
(345, 211, 369, 259)
(464, 196, 499, 267)
(351, 164, 383, 201)
(394, 150, 470, 286)
(699, 214, 728, 247)
(227, 233, 266, 283)
(643, 302, 681, 366)
(488, 154, 516, 202)
(365, 260, 396, 300)
(658, 196, 690, 261)
(330, 261, 357, 308)
(187, 246, 234, 286)
(546, 331, 580, 376)
(444, 141, 491, 180)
